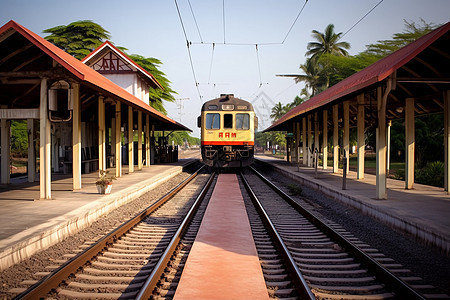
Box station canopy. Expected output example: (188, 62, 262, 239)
(0, 20, 191, 132)
(265, 22, 450, 132)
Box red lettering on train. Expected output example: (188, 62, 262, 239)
(219, 132, 223, 138)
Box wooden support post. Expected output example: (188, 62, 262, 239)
(405, 98, 415, 189)
(115, 102, 122, 177)
(307, 115, 312, 167)
(445, 91, 450, 192)
(98, 96, 106, 173)
(27, 119, 35, 182)
(357, 94, 365, 179)
(333, 104, 339, 173)
(145, 115, 150, 167)
(314, 112, 319, 160)
(343, 101, 350, 175)
(323, 110, 328, 170)
(111, 116, 116, 167)
(295, 121, 300, 163)
(138, 111, 143, 170)
(40, 78, 51, 198)
(72, 83, 81, 190)
(128, 107, 134, 173)
(302, 117, 307, 165)
(376, 81, 391, 200)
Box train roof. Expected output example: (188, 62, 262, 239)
(201, 94, 254, 112)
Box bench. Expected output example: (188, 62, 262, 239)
(61, 147, 99, 174)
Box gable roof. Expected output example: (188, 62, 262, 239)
(0, 20, 190, 132)
(265, 21, 450, 132)
(82, 41, 163, 90)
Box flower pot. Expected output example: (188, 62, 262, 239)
(97, 183, 113, 194)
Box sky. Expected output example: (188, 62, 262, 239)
(1, 0, 449, 137)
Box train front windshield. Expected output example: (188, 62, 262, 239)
(206, 113, 220, 129)
(236, 113, 250, 130)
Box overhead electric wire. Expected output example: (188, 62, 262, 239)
(255, 44, 263, 87)
(223, 0, 226, 44)
(188, 0, 203, 43)
(282, 0, 309, 44)
(207, 43, 215, 84)
(174, 0, 203, 102)
(340, 0, 384, 39)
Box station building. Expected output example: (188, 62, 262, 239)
(265, 22, 450, 200)
(0, 20, 191, 200)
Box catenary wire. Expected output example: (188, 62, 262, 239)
(174, 0, 203, 102)
(340, 0, 384, 40)
(188, 0, 203, 43)
(282, 0, 309, 44)
(223, 0, 226, 44)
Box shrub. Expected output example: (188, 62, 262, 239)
(415, 161, 444, 188)
(287, 183, 302, 196)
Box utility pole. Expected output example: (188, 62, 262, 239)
(175, 98, 189, 122)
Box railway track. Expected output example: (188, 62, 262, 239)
(239, 166, 446, 299)
(12, 166, 447, 299)
(13, 165, 213, 300)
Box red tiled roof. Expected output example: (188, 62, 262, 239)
(82, 40, 164, 90)
(265, 21, 450, 131)
(0, 20, 189, 131)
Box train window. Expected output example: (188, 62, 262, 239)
(236, 113, 250, 130)
(224, 114, 233, 129)
(205, 113, 220, 129)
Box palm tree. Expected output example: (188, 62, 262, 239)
(270, 102, 288, 122)
(277, 58, 326, 96)
(306, 24, 350, 60)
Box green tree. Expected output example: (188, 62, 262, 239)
(306, 24, 350, 60)
(270, 102, 286, 121)
(365, 19, 437, 58)
(318, 53, 379, 87)
(278, 58, 326, 96)
(43, 20, 111, 60)
(11, 120, 28, 157)
(128, 55, 176, 115)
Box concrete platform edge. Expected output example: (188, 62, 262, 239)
(261, 160, 450, 255)
(0, 165, 186, 271)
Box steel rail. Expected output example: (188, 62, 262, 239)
(240, 172, 316, 300)
(14, 164, 206, 300)
(136, 171, 216, 299)
(249, 165, 426, 300)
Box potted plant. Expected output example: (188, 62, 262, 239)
(95, 170, 116, 194)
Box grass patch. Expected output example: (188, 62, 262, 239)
(287, 183, 302, 196)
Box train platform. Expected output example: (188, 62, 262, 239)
(255, 155, 450, 255)
(174, 174, 269, 300)
(0, 155, 198, 271)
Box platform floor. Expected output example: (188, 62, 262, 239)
(256, 155, 450, 255)
(0, 154, 198, 271)
(174, 174, 269, 300)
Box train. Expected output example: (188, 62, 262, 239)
(198, 94, 258, 168)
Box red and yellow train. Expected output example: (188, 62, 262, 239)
(197, 94, 258, 168)
(198, 94, 257, 168)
